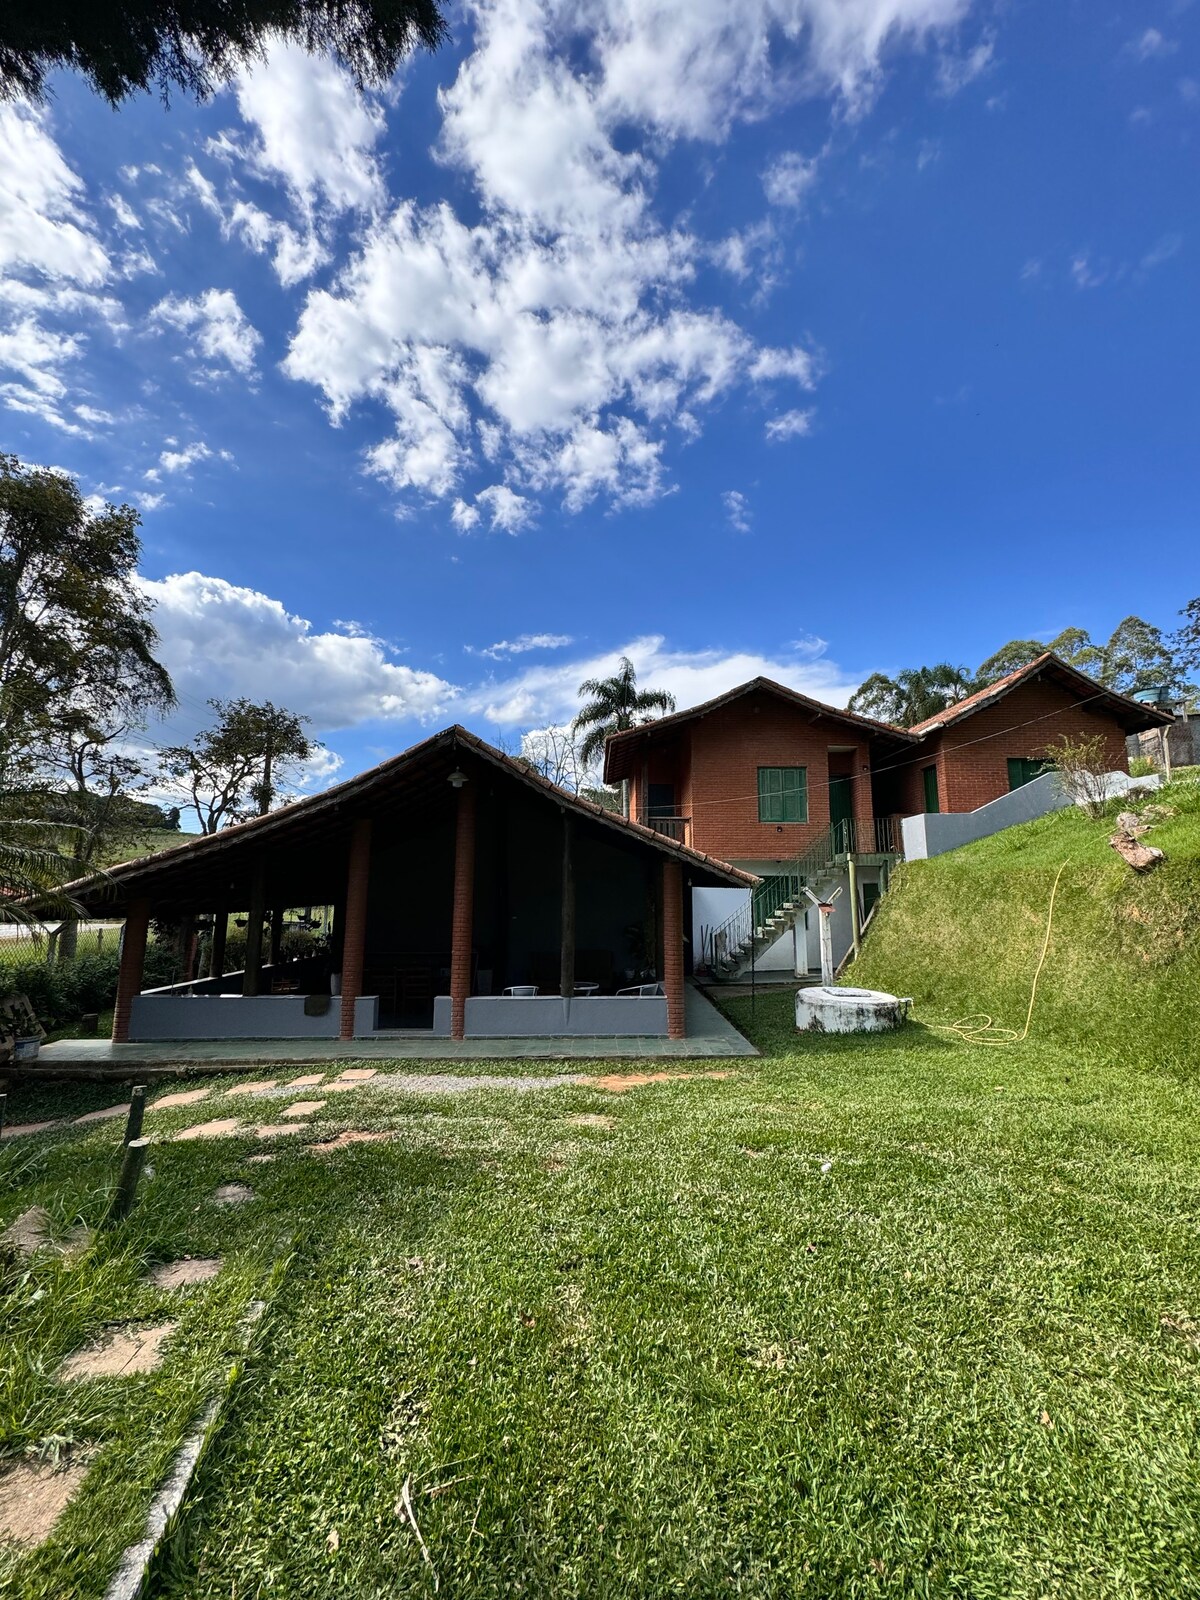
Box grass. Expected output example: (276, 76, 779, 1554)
(853, 775, 1200, 1072)
(2, 998, 1199, 1599)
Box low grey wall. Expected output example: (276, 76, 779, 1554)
(903, 771, 1072, 860)
(431, 994, 669, 1038)
(128, 994, 379, 1040)
(901, 769, 1163, 860)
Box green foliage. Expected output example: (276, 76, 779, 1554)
(1130, 754, 1157, 778)
(847, 662, 974, 727)
(0, 0, 447, 106)
(159, 697, 320, 832)
(0, 455, 173, 795)
(0, 939, 180, 1027)
(852, 776, 1200, 1070)
(572, 656, 676, 770)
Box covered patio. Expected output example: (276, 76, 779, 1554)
(66, 728, 755, 1048)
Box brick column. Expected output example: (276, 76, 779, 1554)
(339, 818, 372, 1040)
(853, 741, 874, 841)
(662, 859, 685, 1040)
(450, 780, 477, 1041)
(112, 896, 150, 1042)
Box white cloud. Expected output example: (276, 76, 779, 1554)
(1140, 233, 1182, 273)
(762, 151, 819, 208)
(0, 103, 121, 430)
(765, 408, 814, 441)
(145, 440, 233, 480)
(139, 571, 458, 731)
(476, 484, 534, 532)
(230, 44, 385, 213)
(1070, 253, 1110, 290)
(1127, 28, 1176, 63)
(464, 633, 862, 728)
(936, 34, 995, 94)
(470, 632, 574, 659)
(150, 288, 262, 377)
(281, 0, 962, 522)
(723, 489, 752, 533)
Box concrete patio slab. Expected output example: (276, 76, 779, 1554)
(31, 986, 756, 1074)
(0, 1458, 89, 1547)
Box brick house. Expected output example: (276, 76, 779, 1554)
(898, 652, 1161, 815)
(603, 653, 1172, 979)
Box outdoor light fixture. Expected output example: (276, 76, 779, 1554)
(447, 768, 469, 789)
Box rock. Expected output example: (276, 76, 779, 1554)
(1109, 832, 1166, 872)
(211, 1182, 254, 1207)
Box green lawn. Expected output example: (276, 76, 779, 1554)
(3, 1001, 1199, 1598)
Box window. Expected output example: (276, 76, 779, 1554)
(922, 765, 940, 813)
(758, 766, 808, 823)
(1007, 757, 1053, 791)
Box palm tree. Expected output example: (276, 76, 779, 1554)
(573, 657, 676, 815)
(0, 808, 82, 932)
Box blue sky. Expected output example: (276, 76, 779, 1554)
(1, 0, 1196, 791)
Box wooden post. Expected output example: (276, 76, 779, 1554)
(112, 896, 150, 1042)
(339, 819, 373, 1040)
(243, 858, 267, 996)
(181, 915, 198, 983)
(0, 1092, 6, 1141)
(104, 1137, 149, 1226)
(124, 1085, 146, 1145)
(210, 904, 228, 980)
(559, 810, 576, 999)
(818, 905, 835, 984)
(269, 906, 284, 967)
(662, 859, 685, 1040)
(847, 856, 862, 961)
(450, 779, 477, 1041)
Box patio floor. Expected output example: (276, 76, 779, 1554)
(32, 985, 758, 1073)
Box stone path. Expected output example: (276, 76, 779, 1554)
(56, 1323, 174, 1382)
(0, 1459, 89, 1547)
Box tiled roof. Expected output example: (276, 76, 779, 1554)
(906, 652, 1175, 736)
(603, 675, 916, 783)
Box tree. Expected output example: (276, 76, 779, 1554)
(572, 657, 676, 816)
(1172, 598, 1200, 670)
(848, 663, 974, 728)
(0, 456, 174, 922)
(1099, 615, 1180, 697)
(158, 697, 319, 833)
(976, 639, 1046, 685)
(0, 0, 447, 106)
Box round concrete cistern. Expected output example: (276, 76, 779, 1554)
(795, 986, 909, 1034)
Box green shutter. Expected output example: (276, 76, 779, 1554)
(758, 768, 808, 823)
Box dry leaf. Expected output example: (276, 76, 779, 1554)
(326, 1528, 340, 1553)
(1038, 1410, 1053, 1428)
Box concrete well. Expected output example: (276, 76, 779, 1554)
(795, 986, 909, 1034)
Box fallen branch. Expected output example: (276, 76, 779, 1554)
(397, 1473, 438, 1590)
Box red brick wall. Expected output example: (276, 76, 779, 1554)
(684, 696, 872, 862)
(924, 679, 1130, 813)
(661, 860, 684, 1039)
(112, 896, 150, 1043)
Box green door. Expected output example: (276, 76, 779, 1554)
(922, 765, 940, 813)
(829, 775, 853, 848)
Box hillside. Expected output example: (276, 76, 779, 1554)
(851, 778, 1200, 1073)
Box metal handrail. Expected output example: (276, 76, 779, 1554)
(698, 815, 904, 975)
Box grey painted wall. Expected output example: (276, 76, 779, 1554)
(128, 993, 379, 1040)
(431, 993, 668, 1038)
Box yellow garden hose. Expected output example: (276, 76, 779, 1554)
(914, 861, 1069, 1047)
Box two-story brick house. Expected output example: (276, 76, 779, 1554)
(603, 653, 1172, 978)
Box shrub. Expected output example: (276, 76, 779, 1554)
(1130, 755, 1157, 778)
(0, 939, 181, 1028)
